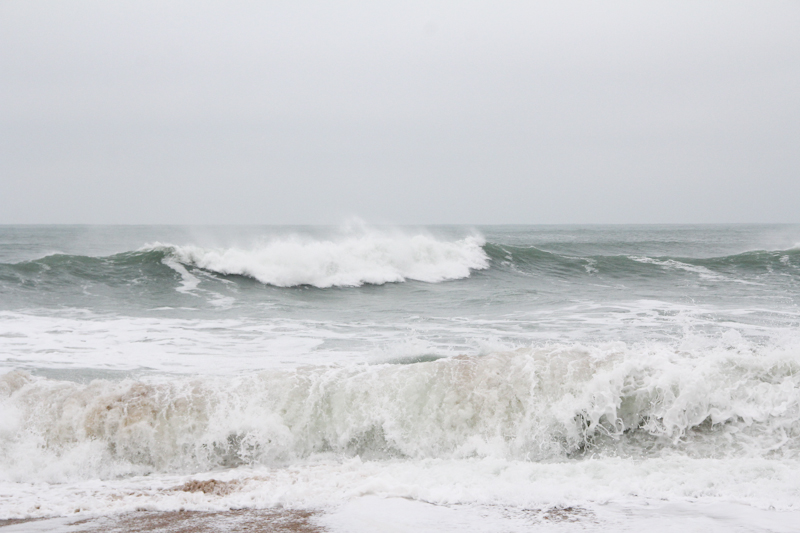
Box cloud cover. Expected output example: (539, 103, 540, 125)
(1, 1, 799, 224)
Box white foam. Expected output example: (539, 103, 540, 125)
(147, 229, 488, 288)
(2, 339, 799, 484)
(3, 300, 799, 377)
(161, 257, 200, 294)
(3, 309, 799, 526)
(323, 497, 800, 533)
(630, 256, 726, 281)
(627, 256, 768, 287)
(0, 311, 347, 374)
(2, 458, 800, 529)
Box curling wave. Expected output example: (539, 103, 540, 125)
(154, 232, 489, 287)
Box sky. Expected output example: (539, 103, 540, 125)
(1, 1, 799, 225)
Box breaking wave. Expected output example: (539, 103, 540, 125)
(155, 231, 489, 288)
(2, 341, 799, 483)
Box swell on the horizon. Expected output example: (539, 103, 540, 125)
(483, 243, 800, 280)
(1, 237, 798, 292)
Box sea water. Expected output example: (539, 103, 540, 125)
(1, 223, 799, 531)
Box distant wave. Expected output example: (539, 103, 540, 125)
(1, 240, 797, 292)
(151, 231, 489, 288)
(484, 243, 800, 280)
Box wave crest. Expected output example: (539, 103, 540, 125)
(151, 231, 488, 288)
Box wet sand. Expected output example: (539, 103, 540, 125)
(0, 520, 46, 529)
(5, 500, 798, 532)
(0, 509, 325, 532)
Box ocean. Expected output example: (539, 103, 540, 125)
(1, 223, 799, 532)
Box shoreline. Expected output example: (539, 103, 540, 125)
(3, 500, 800, 533)
(0, 509, 325, 533)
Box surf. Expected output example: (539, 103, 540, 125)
(3, 339, 799, 483)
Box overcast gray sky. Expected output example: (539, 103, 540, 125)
(1, 1, 799, 224)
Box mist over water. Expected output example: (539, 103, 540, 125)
(1, 224, 800, 529)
